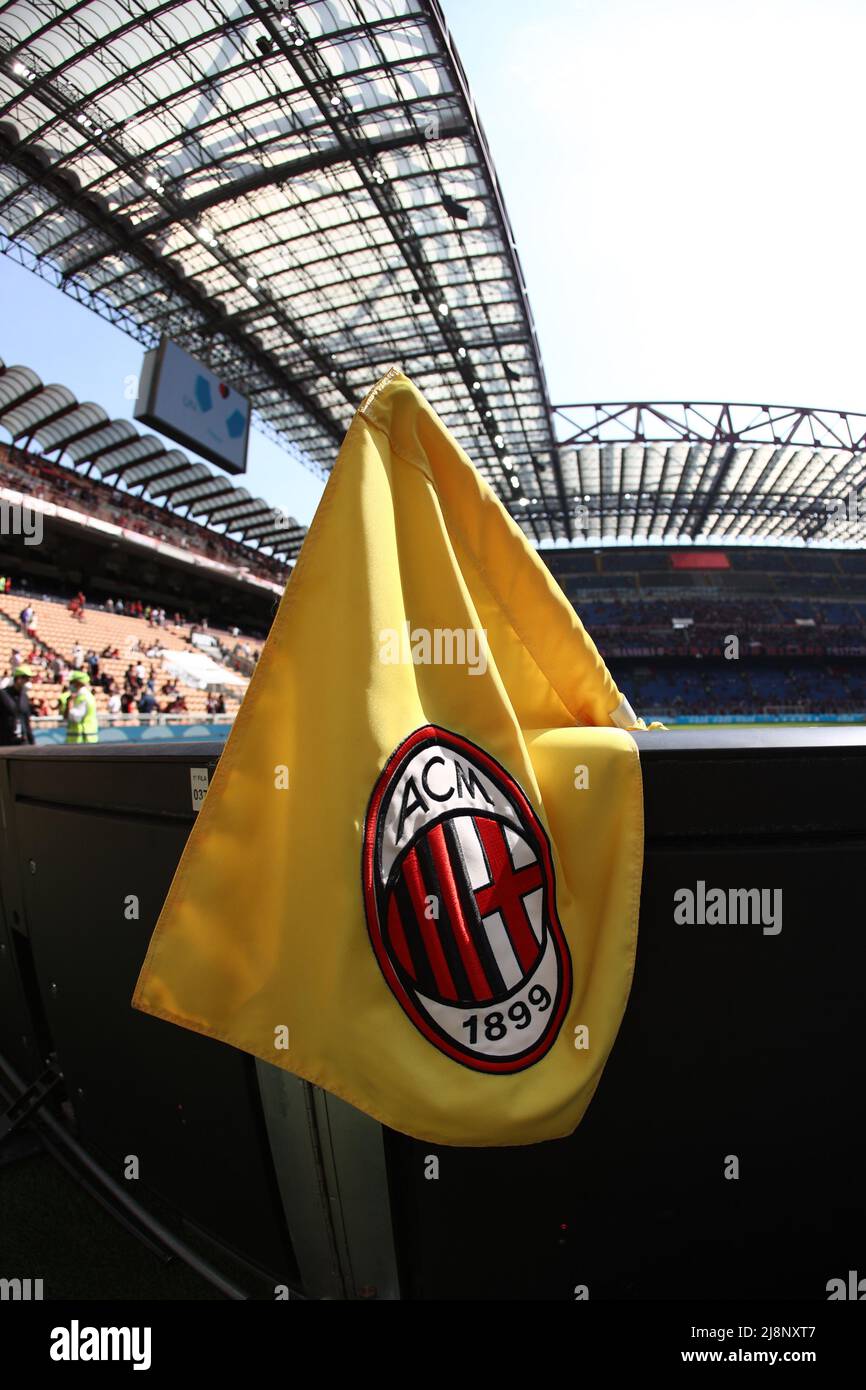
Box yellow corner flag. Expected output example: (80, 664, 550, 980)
(133, 370, 645, 1146)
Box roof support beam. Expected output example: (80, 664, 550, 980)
(0, 129, 347, 450)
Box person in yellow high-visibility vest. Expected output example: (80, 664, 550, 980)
(65, 671, 99, 745)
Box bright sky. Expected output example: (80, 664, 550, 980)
(2, 0, 865, 526)
(446, 0, 866, 408)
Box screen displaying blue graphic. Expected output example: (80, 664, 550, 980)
(135, 338, 250, 474)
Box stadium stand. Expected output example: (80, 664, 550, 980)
(540, 546, 866, 717)
(0, 361, 305, 571)
(0, 592, 247, 727)
(0, 440, 290, 586)
(7, 420, 866, 725)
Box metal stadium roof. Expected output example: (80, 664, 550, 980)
(552, 401, 866, 549)
(0, 0, 562, 537)
(0, 355, 307, 555)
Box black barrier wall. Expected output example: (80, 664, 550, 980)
(0, 742, 298, 1295)
(1, 731, 864, 1300)
(385, 728, 866, 1299)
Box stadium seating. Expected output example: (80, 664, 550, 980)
(545, 544, 866, 718)
(617, 660, 866, 717)
(0, 593, 247, 725)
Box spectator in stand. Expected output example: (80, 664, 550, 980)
(120, 690, 135, 714)
(19, 603, 35, 634)
(162, 678, 179, 697)
(166, 694, 188, 714)
(49, 654, 65, 683)
(101, 643, 120, 659)
(86, 650, 100, 681)
(135, 660, 146, 684)
(72, 642, 84, 668)
(107, 691, 121, 715)
(10, 647, 22, 672)
(138, 688, 158, 715)
(34, 697, 50, 718)
(0, 665, 35, 746)
(0, 576, 6, 593)
(106, 597, 115, 613)
(116, 599, 125, 614)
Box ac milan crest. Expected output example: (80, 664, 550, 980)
(363, 726, 572, 1072)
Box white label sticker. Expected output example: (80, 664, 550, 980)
(190, 767, 209, 814)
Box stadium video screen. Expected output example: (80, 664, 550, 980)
(134, 338, 250, 475)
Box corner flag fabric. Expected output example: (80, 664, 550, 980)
(133, 369, 644, 1146)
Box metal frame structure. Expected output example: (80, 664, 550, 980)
(4, 5, 863, 553)
(0, 355, 306, 557)
(0, 0, 564, 541)
(552, 401, 866, 549)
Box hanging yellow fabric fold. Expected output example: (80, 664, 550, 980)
(133, 369, 645, 1147)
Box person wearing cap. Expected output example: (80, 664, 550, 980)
(65, 670, 99, 745)
(0, 665, 35, 747)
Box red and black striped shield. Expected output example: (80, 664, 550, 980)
(363, 726, 572, 1072)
